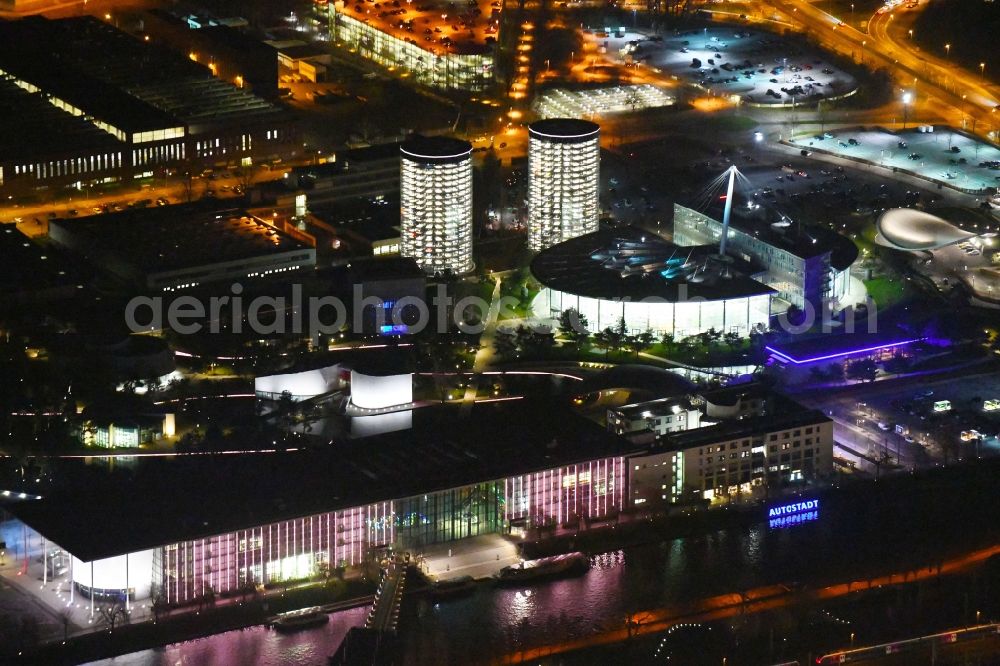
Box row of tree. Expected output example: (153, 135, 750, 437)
(493, 308, 763, 362)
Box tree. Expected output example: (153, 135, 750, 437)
(846, 359, 878, 383)
(493, 329, 518, 359)
(597, 317, 629, 358)
(151, 592, 169, 622)
(557, 308, 590, 350)
(516, 325, 555, 356)
(593, 329, 612, 359)
(882, 353, 911, 375)
(56, 607, 73, 642)
(723, 331, 742, 350)
(660, 332, 676, 354)
(628, 330, 655, 358)
(98, 601, 129, 632)
(234, 166, 255, 197)
(825, 362, 845, 383)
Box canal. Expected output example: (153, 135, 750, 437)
(88, 461, 1000, 665)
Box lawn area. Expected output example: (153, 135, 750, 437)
(706, 114, 758, 133)
(863, 276, 908, 309)
(498, 268, 541, 320)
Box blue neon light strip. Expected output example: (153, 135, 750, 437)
(764, 338, 923, 365)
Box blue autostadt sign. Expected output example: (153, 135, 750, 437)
(768, 499, 820, 529)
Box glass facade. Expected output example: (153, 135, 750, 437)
(534, 288, 771, 338)
(400, 149, 473, 274)
(528, 127, 601, 251)
(329, 10, 494, 91)
(396, 482, 504, 549)
(673, 204, 850, 309)
(153, 456, 625, 605)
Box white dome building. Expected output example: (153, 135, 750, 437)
(876, 209, 976, 250)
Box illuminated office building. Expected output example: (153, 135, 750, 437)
(673, 204, 858, 311)
(528, 119, 600, 251)
(400, 135, 473, 275)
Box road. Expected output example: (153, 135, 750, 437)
(1, 168, 287, 237)
(796, 363, 1000, 469)
(500, 541, 1000, 664)
(768, 0, 998, 134)
(866, 5, 997, 118)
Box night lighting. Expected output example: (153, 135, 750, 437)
(765, 339, 923, 365)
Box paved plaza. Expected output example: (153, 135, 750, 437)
(419, 534, 520, 582)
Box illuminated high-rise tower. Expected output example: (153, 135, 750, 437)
(400, 135, 474, 275)
(527, 119, 600, 251)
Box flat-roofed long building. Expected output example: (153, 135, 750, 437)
(322, 0, 497, 91)
(624, 383, 834, 507)
(48, 206, 316, 291)
(0, 16, 298, 195)
(6, 400, 627, 612)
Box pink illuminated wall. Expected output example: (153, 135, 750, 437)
(158, 502, 394, 604)
(503, 456, 625, 528)
(156, 456, 627, 605)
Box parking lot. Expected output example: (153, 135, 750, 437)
(821, 369, 1000, 469)
(792, 127, 1000, 193)
(591, 27, 856, 105)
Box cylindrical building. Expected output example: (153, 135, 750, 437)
(400, 135, 474, 275)
(527, 119, 600, 252)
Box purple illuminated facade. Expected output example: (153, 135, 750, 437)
(765, 338, 922, 365)
(153, 456, 625, 604)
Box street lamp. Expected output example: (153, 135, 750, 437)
(980, 62, 986, 81)
(944, 43, 950, 61)
(908, 29, 913, 40)
(902, 91, 912, 129)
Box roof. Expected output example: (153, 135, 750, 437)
(728, 209, 860, 269)
(613, 395, 697, 420)
(0, 227, 85, 296)
(650, 407, 831, 452)
(528, 118, 600, 142)
(576, 365, 694, 395)
(276, 43, 330, 60)
(48, 206, 312, 274)
(10, 399, 629, 561)
(531, 226, 775, 302)
(0, 77, 126, 161)
(876, 208, 976, 250)
(766, 329, 925, 365)
(332, 0, 499, 56)
(400, 135, 472, 162)
(270, 345, 417, 377)
(678, 204, 859, 270)
(0, 16, 286, 134)
(701, 381, 773, 407)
